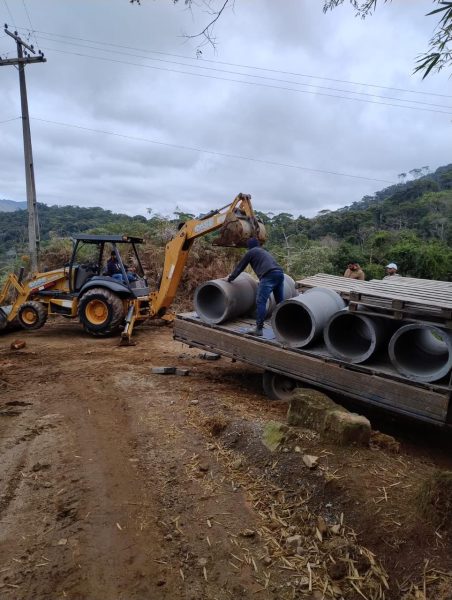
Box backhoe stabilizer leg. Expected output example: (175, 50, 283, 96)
(119, 305, 137, 346)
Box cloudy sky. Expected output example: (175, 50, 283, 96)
(0, 0, 450, 219)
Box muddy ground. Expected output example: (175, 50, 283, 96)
(0, 321, 451, 600)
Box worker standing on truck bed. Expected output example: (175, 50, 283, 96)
(227, 238, 284, 337)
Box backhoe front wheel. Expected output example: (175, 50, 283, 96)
(18, 301, 48, 330)
(78, 288, 125, 336)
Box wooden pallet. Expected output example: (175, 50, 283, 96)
(296, 274, 452, 327)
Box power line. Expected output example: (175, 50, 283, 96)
(31, 116, 395, 185)
(35, 35, 452, 110)
(2, 0, 16, 30)
(17, 26, 452, 100)
(0, 116, 21, 124)
(21, 0, 39, 51)
(39, 45, 452, 116)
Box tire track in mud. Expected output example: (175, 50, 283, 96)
(0, 451, 28, 518)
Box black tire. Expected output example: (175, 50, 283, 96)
(78, 287, 125, 336)
(262, 370, 298, 401)
(0, 310, 8, 331)
(18, 301, 48, 330)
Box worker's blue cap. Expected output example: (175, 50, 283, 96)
(247, 237, 260, 249)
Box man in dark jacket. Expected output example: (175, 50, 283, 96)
(227, 238, 284, 336)
(106, 251, 138, 284)
(106, 251, 121, 277)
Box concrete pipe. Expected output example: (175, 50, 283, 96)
(248, 274, 297, 319)
(389, 324, 452, 383)
(324, 310, 391, 364)
(271, 287, 346, 348)
(269, 274, 297, 312)
(194, 272, 257, 324)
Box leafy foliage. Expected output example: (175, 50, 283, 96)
(1, 164, 451, 284)
(323, 1, 452, 78)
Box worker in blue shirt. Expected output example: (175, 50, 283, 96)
(227, 238, 284, 336)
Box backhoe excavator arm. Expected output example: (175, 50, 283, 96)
(149, 193, 263, 318)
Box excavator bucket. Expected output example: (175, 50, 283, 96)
(213, 213, 267, 248)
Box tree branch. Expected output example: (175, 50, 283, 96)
(184, 0, 232, 49)
(323, 0, 452, 78)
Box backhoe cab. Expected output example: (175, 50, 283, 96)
(0, 193, 266, 344)
(0, 235, 150, 338)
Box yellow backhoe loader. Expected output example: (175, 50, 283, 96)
(0, 193, 266, 345)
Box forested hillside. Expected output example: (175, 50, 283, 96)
(1, 164, 451, 281)
(0, 199, 27, 212)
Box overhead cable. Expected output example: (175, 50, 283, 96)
(31, 116, 395, 185)
(39, 46, 452, 116)
(35, 36, 452, 110)
(17, 26, 452, 99)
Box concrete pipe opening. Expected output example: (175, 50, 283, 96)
(194, 272, 257, 325)
(194, 284, 229, 323)
(389, 324, 452, 383)
(324, 312, 387, 364)
(272, 301, 315, 347)
(271, 287, 345, 348)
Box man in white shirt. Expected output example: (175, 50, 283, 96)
(383, 262, 401, 280)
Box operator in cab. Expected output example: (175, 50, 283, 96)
(227, 238, 284, 337)
(106, 251, 121, 277)
(106, 251, 138, 284)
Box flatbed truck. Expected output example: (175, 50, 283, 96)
(174, 312, 452, 427)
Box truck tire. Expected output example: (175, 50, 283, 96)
(18, 301, 48, 330)
(78, 287, 125, 336)
(262, 370, 298, 401)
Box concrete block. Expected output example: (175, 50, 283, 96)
(324, 410, 371, 446)
(175, 368, 190, 376)
(287, 388, 370, 447)
(198, 352, 221, 361)
(287, 389, 345, 430)
(151, 366, 176, 374)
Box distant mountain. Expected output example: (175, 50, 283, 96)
(0, 199, 27, 212)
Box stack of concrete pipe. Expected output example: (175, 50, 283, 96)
(388, 324, 452, 383)
(271, 287, 346, 348)
(271, 287, 452, 384)
(194, 277, 452, 384)
(194, 272, 296, 325)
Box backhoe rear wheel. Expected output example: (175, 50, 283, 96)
(78, 287, 125, 336)
(18, 301, 48, 330)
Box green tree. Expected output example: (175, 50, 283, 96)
(323, 1, 452, 78)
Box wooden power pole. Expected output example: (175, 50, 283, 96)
(0, 25, 46, 272)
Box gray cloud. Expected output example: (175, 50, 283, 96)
(0, 0, 450, 221)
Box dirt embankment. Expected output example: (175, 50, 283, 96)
(0, 322, 451, 600)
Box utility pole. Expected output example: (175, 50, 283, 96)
(0, 25, 46, 272)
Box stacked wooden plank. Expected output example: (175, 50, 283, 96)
(296, 274, 452, 328)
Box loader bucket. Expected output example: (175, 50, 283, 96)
(213, 213, 267, 248)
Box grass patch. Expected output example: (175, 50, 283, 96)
(416, 469, 452, 529)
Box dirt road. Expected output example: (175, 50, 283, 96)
(0, 322, 451, 600)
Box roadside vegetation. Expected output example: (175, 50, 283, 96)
(1, 163, 451, 285)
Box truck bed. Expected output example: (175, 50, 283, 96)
(173, 312, 452, 426)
